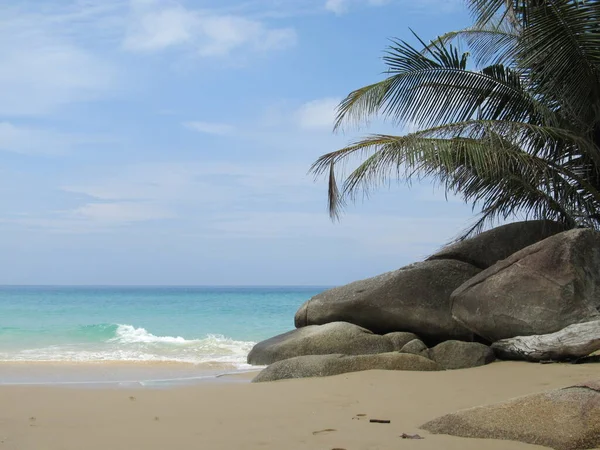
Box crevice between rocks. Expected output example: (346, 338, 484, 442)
(427, 254, 487, 271)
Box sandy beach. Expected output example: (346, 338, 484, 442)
(0, 361, 598, 450)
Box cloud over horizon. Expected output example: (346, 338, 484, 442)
(0, 0, 475, 285)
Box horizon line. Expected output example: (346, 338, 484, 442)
(0, 284, 336, 288)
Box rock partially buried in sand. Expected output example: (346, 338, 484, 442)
(295, 260, 480, 343)
(247, 322, 396, 366)
(427, 220, 567, 269)
(252, 353, 440, 382)
(421, 380, 600, 450)
(429, 341, 495, 370)
(452, 229, 600, 342)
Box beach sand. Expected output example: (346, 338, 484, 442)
(0, 361, 598, 450)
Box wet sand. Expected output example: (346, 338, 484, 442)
(0, 361, 598, 450)
(0, 361, 259, 386)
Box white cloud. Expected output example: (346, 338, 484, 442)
(123, 4, 196, 51)
(72, 202, 176, 224)
(123, 2, 297, 56)
(183, 121, 235, 136)
(52, 160, 475, 246)
(0, 4, 118, 116)
(197, 15, 296, 56)
(296, 97, 340, 130)
(61, 162, 318, 206)
(0, 122, 104, 155)
(1, 202, 176, 234)
(0, 161, 316, 233)
(326, 0, 390, 14)
(325, 0, 349, 14)
(0, 0, 298, 118)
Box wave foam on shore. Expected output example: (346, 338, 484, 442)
(0, 323, 257, 367)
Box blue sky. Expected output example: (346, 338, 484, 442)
(0, 0, 478, 285)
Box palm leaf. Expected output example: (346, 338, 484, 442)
(517, 1, 600, 126)
(313, 0, 600, 237)
(426, 22, 519, 66)
(336, 37, 555, 132)
(312, 121, 600, 227)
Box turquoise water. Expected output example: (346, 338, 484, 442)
(0, 286, 326, 368)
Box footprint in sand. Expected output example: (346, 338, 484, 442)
(312, 429, 337, 435)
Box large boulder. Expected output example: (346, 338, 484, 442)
(247, 322, 394, 366)
(452, 229, 600, 342)
(428, 220, 567, 269)
(429, 340, 495, 370)
(421, 380, 600, 450)
(253, 352, 440, 382)
(295, 260, 481, 343)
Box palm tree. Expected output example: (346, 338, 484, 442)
(311, 0, 600, 237)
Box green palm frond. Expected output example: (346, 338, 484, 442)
(469, 0, 526, 27)
(313, 120, 600, 227)
(316, 121, 596, 180)
(334, 78, 394, 130)
(336, 39, 553, 131)
(467, 0, 590, 27)
(517, 1, 600, 125)
(427, 23, 519, 66)
(312, 0, 600, 237)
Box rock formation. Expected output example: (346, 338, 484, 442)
(421, 380, 600, 450)
(452, 229, 600, 342)
(253, 353, 440, 382)
(295, 260, 480, 342)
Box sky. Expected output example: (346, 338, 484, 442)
(0, 0, 479, 286)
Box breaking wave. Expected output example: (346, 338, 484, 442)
(0, 323, 256, 367)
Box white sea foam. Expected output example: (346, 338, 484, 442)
(110, 325, 192, 344)
(0, 324, 257, 367)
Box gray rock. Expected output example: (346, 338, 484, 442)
(421, 380, 600, 450)
(400, 339, 430, 359)
(491, 320, 600, 362)
(247, 322, 394, 366)
(253, 352, 440, 382)
(428, 220, 567, 269)
(295, 260, 481, 342)
(429, 340, 495, 370)
(452, 229, 600, 342)
(384, 332, 420, 351)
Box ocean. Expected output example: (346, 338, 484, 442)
(0, 286, 327, 385)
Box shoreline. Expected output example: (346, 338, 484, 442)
(0, 361, 262, 387)
(0, 361, 598, 450)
